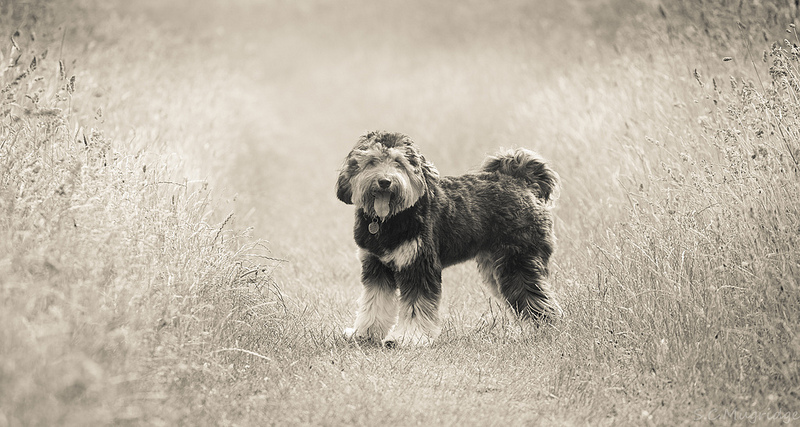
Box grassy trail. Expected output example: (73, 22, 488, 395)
(2, 0, 799, 425)
(133, 0, 566, 308)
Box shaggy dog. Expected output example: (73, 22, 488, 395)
(336, 131, 562, 347)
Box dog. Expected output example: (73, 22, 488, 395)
(336, 131, 562, 347)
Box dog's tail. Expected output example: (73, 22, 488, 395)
(481, 148, 559, 203)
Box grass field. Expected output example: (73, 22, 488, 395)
(2, 0, 800, 425)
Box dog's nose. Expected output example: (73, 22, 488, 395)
(378, 178, 391, 189)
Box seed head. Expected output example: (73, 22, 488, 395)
(694, 69, 704, 87)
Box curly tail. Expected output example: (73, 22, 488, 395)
(481, 148, 560, 203)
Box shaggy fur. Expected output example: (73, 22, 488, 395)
(336, 131, 562, 347)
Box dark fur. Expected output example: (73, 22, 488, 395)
(338, 131, 561, 346)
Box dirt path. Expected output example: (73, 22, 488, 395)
(120, 1, 372, 271)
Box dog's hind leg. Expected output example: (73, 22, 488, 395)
(345, 254, 398, 344)
(476, 252, 519, 322)
(487, 250, 563, 320)
(476, 252, 505, 302)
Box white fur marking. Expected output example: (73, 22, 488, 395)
(347, 284, 398, 342)
(379, 238, 421, 270)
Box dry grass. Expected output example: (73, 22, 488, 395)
(1, 0, 799, 425)
(0, 2, 278, 425)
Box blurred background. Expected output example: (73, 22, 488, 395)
(78, 0, 633, 294)
(67, 0, 703, 273)
(52, 0, 799, 331)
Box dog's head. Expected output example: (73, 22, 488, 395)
(336, 131, 439, 220)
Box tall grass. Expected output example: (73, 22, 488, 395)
(533, 4, 800, 417)
(0, 4, 278, 425)
(603, 35, 800, 406)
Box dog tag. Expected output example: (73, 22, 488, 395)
(368, 220, 379, 234)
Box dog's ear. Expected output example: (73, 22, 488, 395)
(336, 154, 359, 204)
(420, 155, 439, 184)
(399, 140, 439, 184)
(336, 164, 354, 204)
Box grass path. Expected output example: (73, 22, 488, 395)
(129, 0, 565, 307)
(120, 3, 617, 424)
(3, 0, 799, 425)
(84, 1, 800, 424)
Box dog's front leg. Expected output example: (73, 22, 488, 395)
(345, 253, 398, 344)
(382, 261, 442, 347)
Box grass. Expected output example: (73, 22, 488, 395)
(1, 0, 799, 425)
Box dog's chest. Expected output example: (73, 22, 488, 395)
(354, 208, 424, 264)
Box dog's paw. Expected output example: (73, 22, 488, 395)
(344, 327, 383, 345)
(382, 326, 434, 348)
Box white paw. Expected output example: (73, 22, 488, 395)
(343, 327, 384, 344)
